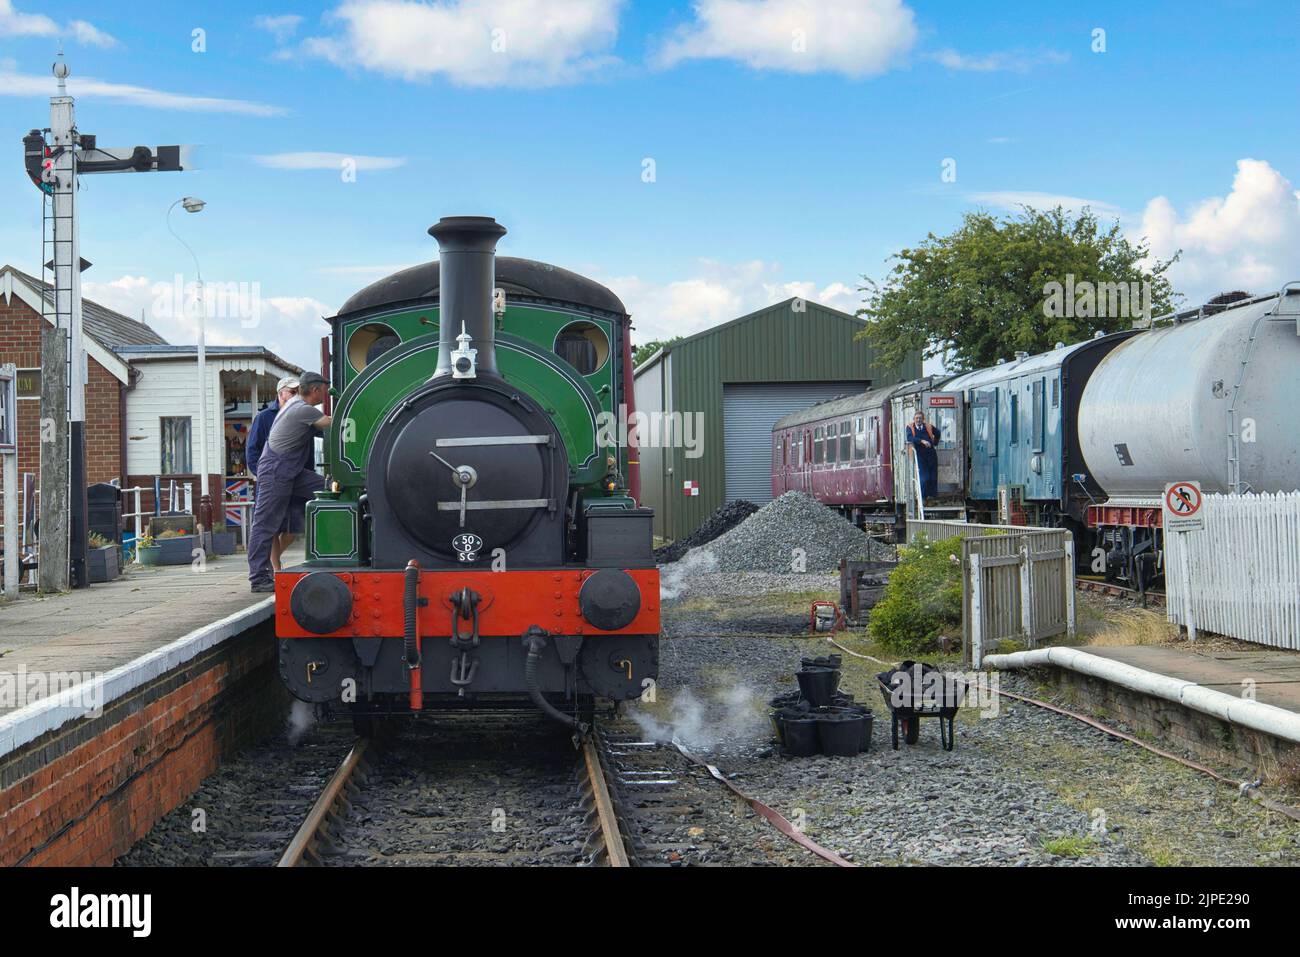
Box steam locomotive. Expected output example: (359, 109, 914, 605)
(275, 216, 658, 732)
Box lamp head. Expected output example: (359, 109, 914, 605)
(181, 197, 206, 213)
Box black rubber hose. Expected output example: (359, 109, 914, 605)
(523, 631, 579, 730)
(404, 561, 420, 668)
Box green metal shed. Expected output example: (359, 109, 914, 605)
(631, 297, 921, 542)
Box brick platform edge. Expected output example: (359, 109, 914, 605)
(0, 608, 288, 866)
(1032, 667, 1298, 776)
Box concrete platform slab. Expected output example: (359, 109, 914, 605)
(1087, 645, 1300, 715)
(0, 549, 290, 721)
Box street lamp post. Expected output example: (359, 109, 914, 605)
(166, 197, 209, 529)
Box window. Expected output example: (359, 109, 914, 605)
(814, 427, 824, 463)
(853, 416, 866, 459)
(868, 416, 879, 458)
(839, 420, 851, 462)
(1051, 376, 1060, 408)
(1009, 393, 1019, 445)
(15, 369, 39, 400)
(826, 423, 837, 463)
(781, 438, 788, 467)
(161, 417, 192, 474)
(1031, 378, 1045, 452)
(798, 432, 805, 466)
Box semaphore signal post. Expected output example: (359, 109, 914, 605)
(22, 55, 193, 591)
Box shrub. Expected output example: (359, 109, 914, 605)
(868, 534, 963, 654)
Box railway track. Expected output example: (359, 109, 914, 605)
(278, 715, 845, 867)
(1076, 576, 1166, 606)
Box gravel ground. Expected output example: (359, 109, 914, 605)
(627, 571, 1300, 867)
(679, 491, 894, 574)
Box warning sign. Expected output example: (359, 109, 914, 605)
(1163, 481, 1204, 532)
(682, 480, 699, 497)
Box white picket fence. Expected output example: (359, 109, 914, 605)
(1165, 491, 1300, 650)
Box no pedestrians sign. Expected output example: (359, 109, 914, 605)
(1163, 481, 1204, 532)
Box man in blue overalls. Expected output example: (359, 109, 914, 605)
(247, 372, 332, 592)
(247, 376, 304, 572)
(906, 410, 941, 502)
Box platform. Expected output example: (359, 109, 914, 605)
(0, 550, 289, 865)
(1087, 645, 1300, 715)
(0, 549, 282, 723)
(986, 640, 1300, 773)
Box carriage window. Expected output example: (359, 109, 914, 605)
(825, 423, 837, 463)
(839, 420, 851, 462)
(1051, 376, 1060, 408)
(868, 417, 879, 458)
(1032, 378, 1045, 452)
(814, 427, 824, 463)
(1009, 393, 1019, 445)
(853, 416, 866, 459)
(931, 408, 956, 449)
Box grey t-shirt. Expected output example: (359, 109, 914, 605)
(267, 399, 323, 457)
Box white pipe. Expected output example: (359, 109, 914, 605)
(985, 646, 1300, 744)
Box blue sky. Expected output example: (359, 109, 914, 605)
(1, 0, 1298, 371)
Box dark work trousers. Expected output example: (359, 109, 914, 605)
(247, 446, 325, 586)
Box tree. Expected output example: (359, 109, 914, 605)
(632, 336, 682, 367)
(856, 206, 1181, 371)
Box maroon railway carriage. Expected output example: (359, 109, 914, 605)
(771, 385, 898, 521)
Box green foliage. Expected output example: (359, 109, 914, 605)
(88, 531, 112, 549)
(869, 535, 964, 654)
(633, 336, 683, 367)
(1041, 835, 1096, 858)
(856, 206, 1182, 371)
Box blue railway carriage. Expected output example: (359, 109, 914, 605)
(943, 332, 1138, 532)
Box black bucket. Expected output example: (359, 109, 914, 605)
(796, 668, 840, 707)
(782, 716, 821, 757)
(817, 712, 864, 757)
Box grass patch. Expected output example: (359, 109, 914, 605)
(1041, 834, 1096, 857)
(1087, 607, 1179, 647)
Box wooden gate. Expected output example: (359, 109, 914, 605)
(906, 521, 1076, 666)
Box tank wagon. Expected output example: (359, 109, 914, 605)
(275, 216, 658, 732)
(1080, 285, 1300, 590)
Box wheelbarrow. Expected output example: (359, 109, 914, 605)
(876, 661, 963, 751)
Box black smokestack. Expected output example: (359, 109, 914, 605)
(429, 215, 507, 378)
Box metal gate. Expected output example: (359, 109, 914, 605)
(722, 381, 866, 503)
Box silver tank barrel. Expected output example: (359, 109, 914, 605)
(429, 215, 507, 377)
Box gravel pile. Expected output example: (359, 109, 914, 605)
(679, 491, 893, 574)
(654, 500, 758, 565)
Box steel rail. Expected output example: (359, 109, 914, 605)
(277, 738, 369, 867)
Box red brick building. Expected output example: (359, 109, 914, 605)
(0, 266, 166, 490)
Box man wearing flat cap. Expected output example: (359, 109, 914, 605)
(248, 371, 332, 592)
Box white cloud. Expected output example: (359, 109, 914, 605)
(298, 0, 622, 87)
(968, 190, 1122, 218)
(653, 0, 916, 77)
(83, 275, 332, 370)
(0, 1, 116, 47)
(254, 14, 304, 43)
(601, 259, 860, 342)
(0, 66, 286, 116)
(931, 48, 1067, 72)
(252, 151, 406, 171)
(1139, 158, 1300, 298)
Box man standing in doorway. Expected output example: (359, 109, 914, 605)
(247, 371, 331, 592)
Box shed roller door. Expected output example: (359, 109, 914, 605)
(723, 381, 867, 504)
